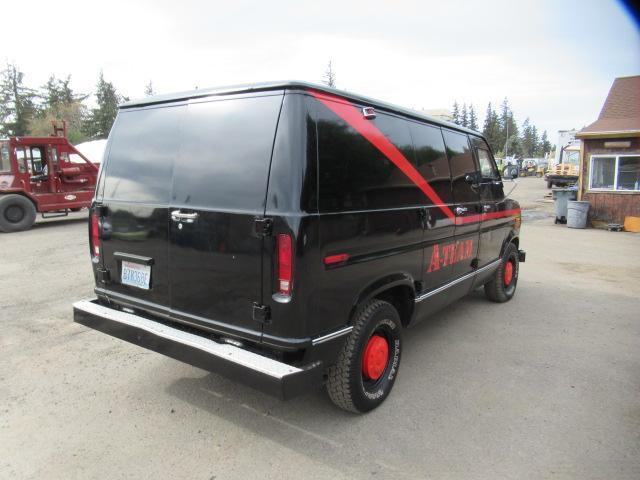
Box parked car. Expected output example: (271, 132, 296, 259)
(74, 81, 525, 413)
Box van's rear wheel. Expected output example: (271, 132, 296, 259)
(0, 195, 37, 232)
(484, 243, 519, 303)
(326, 299, 402, 413)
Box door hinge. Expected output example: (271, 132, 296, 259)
(252, 303, 271, 324)
(253, 217, 273, 237)
(96, 266, 110, 284)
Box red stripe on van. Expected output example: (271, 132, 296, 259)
(309, 90, 456, 220)
(455, 208, 521, 225)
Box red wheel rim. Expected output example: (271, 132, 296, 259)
(504, 260, 514, 286)
(362, 335, 389, 381)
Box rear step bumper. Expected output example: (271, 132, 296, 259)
(73, 299, 324, 399)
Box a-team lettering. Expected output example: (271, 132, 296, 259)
(427, 239, 474, 272)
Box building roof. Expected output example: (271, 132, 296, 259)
(120, 80, 482, 137)
(577, 75, 640, 138)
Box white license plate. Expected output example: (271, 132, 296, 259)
(121, 261, 151, 290)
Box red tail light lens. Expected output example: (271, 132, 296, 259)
(277, 234, 293, 296)
(90, 211, 101, 259)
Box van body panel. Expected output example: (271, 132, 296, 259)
(99, 104, 185, 310)
(442, 129, 482, 299)
(168, 93, 284, 336)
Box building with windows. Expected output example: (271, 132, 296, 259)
(576, 75, 640, 224)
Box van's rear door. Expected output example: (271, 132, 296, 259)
(168, 92, 284, 341)
(99, 104, 185, 313)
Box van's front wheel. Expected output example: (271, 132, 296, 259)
(0, 195, 37, 233)
(326, 299, 402, 413)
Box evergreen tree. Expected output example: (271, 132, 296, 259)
(506, 134, 523, 158)
(0, 63, 37, 136)
(499, 98, 518, 156)
(83, 71, 124, 139)
(322, 61, 336, 88)
(452, 101, 460, 125)
(539, 130, 552, 157)
(39, 75, 86, 114)
(521, 118, 533, 157)
(531, 125, 540, 156)
(482, 102, 501, 153)
(144, 80, 155, 97)
(30, 75, 88, 142)
(468, 104, 478, 130)
(461, 103, 468, 128)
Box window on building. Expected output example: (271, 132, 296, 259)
(590, 155, 640, 191)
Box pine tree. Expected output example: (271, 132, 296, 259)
(323, 61, 336, 88)
(144, 80, 155, 97)
(40, 75, 86, 114)
(461, 103, 468, 128)
(531, 125, 540, 157)
(521, 118, 533, 157)
(482, 102, 501, 153)
(499, 98, 518, 157)
(540, 130, 552, 157)
(468, 104, 478, 130)
(452, 101, 460, 125)
(30, 75, 88, 142)
(0, 63, 37, 136)
(83, 71, 123, 139)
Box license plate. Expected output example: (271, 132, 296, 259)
(121, 261, 151, 290)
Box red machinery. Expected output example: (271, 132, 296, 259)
(0, 122, 99, 232)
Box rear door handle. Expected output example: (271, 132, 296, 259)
(171, 210, 199, 223)
(483, 204, 492, 213)
(455, 206, 468, 215)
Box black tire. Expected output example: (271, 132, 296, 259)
(484, 243, 519, 303)
(326, 299, 402, 413)
(69, 208, 82, 212)
(0, 194, 37, 233)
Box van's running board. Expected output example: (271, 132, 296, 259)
(73, 299, 323, 399)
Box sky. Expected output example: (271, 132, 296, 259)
(2, 0, 639, 142)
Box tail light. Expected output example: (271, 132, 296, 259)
(90, 211, 101, 260)
(277, 234, 293, 297)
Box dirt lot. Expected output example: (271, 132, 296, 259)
(1, 177, 639, 480)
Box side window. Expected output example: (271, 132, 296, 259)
(442, 130, 479, 204)
(476, 148, 498, 180)
(317, 105, 420, 212)
(103, 105, 185, 203)
(15, 147, 28, 173)
(0, 143, 10, 172)
(408, 122, 452, 204)
(48, 147, 58, 166)
(30, 147, 45, 174)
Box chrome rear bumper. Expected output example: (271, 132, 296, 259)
(73, 299, 323, 399)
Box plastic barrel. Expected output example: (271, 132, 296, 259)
(567, 201, 589, 229)
(552, 188, 577, 223)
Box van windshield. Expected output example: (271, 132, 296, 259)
(0, 142, 10, 172)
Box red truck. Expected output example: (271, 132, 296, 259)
(0, 123, 99, 232)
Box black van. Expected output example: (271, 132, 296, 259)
(74, 81, 525, 413)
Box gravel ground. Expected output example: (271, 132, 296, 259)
(1, 178, 639, 480)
